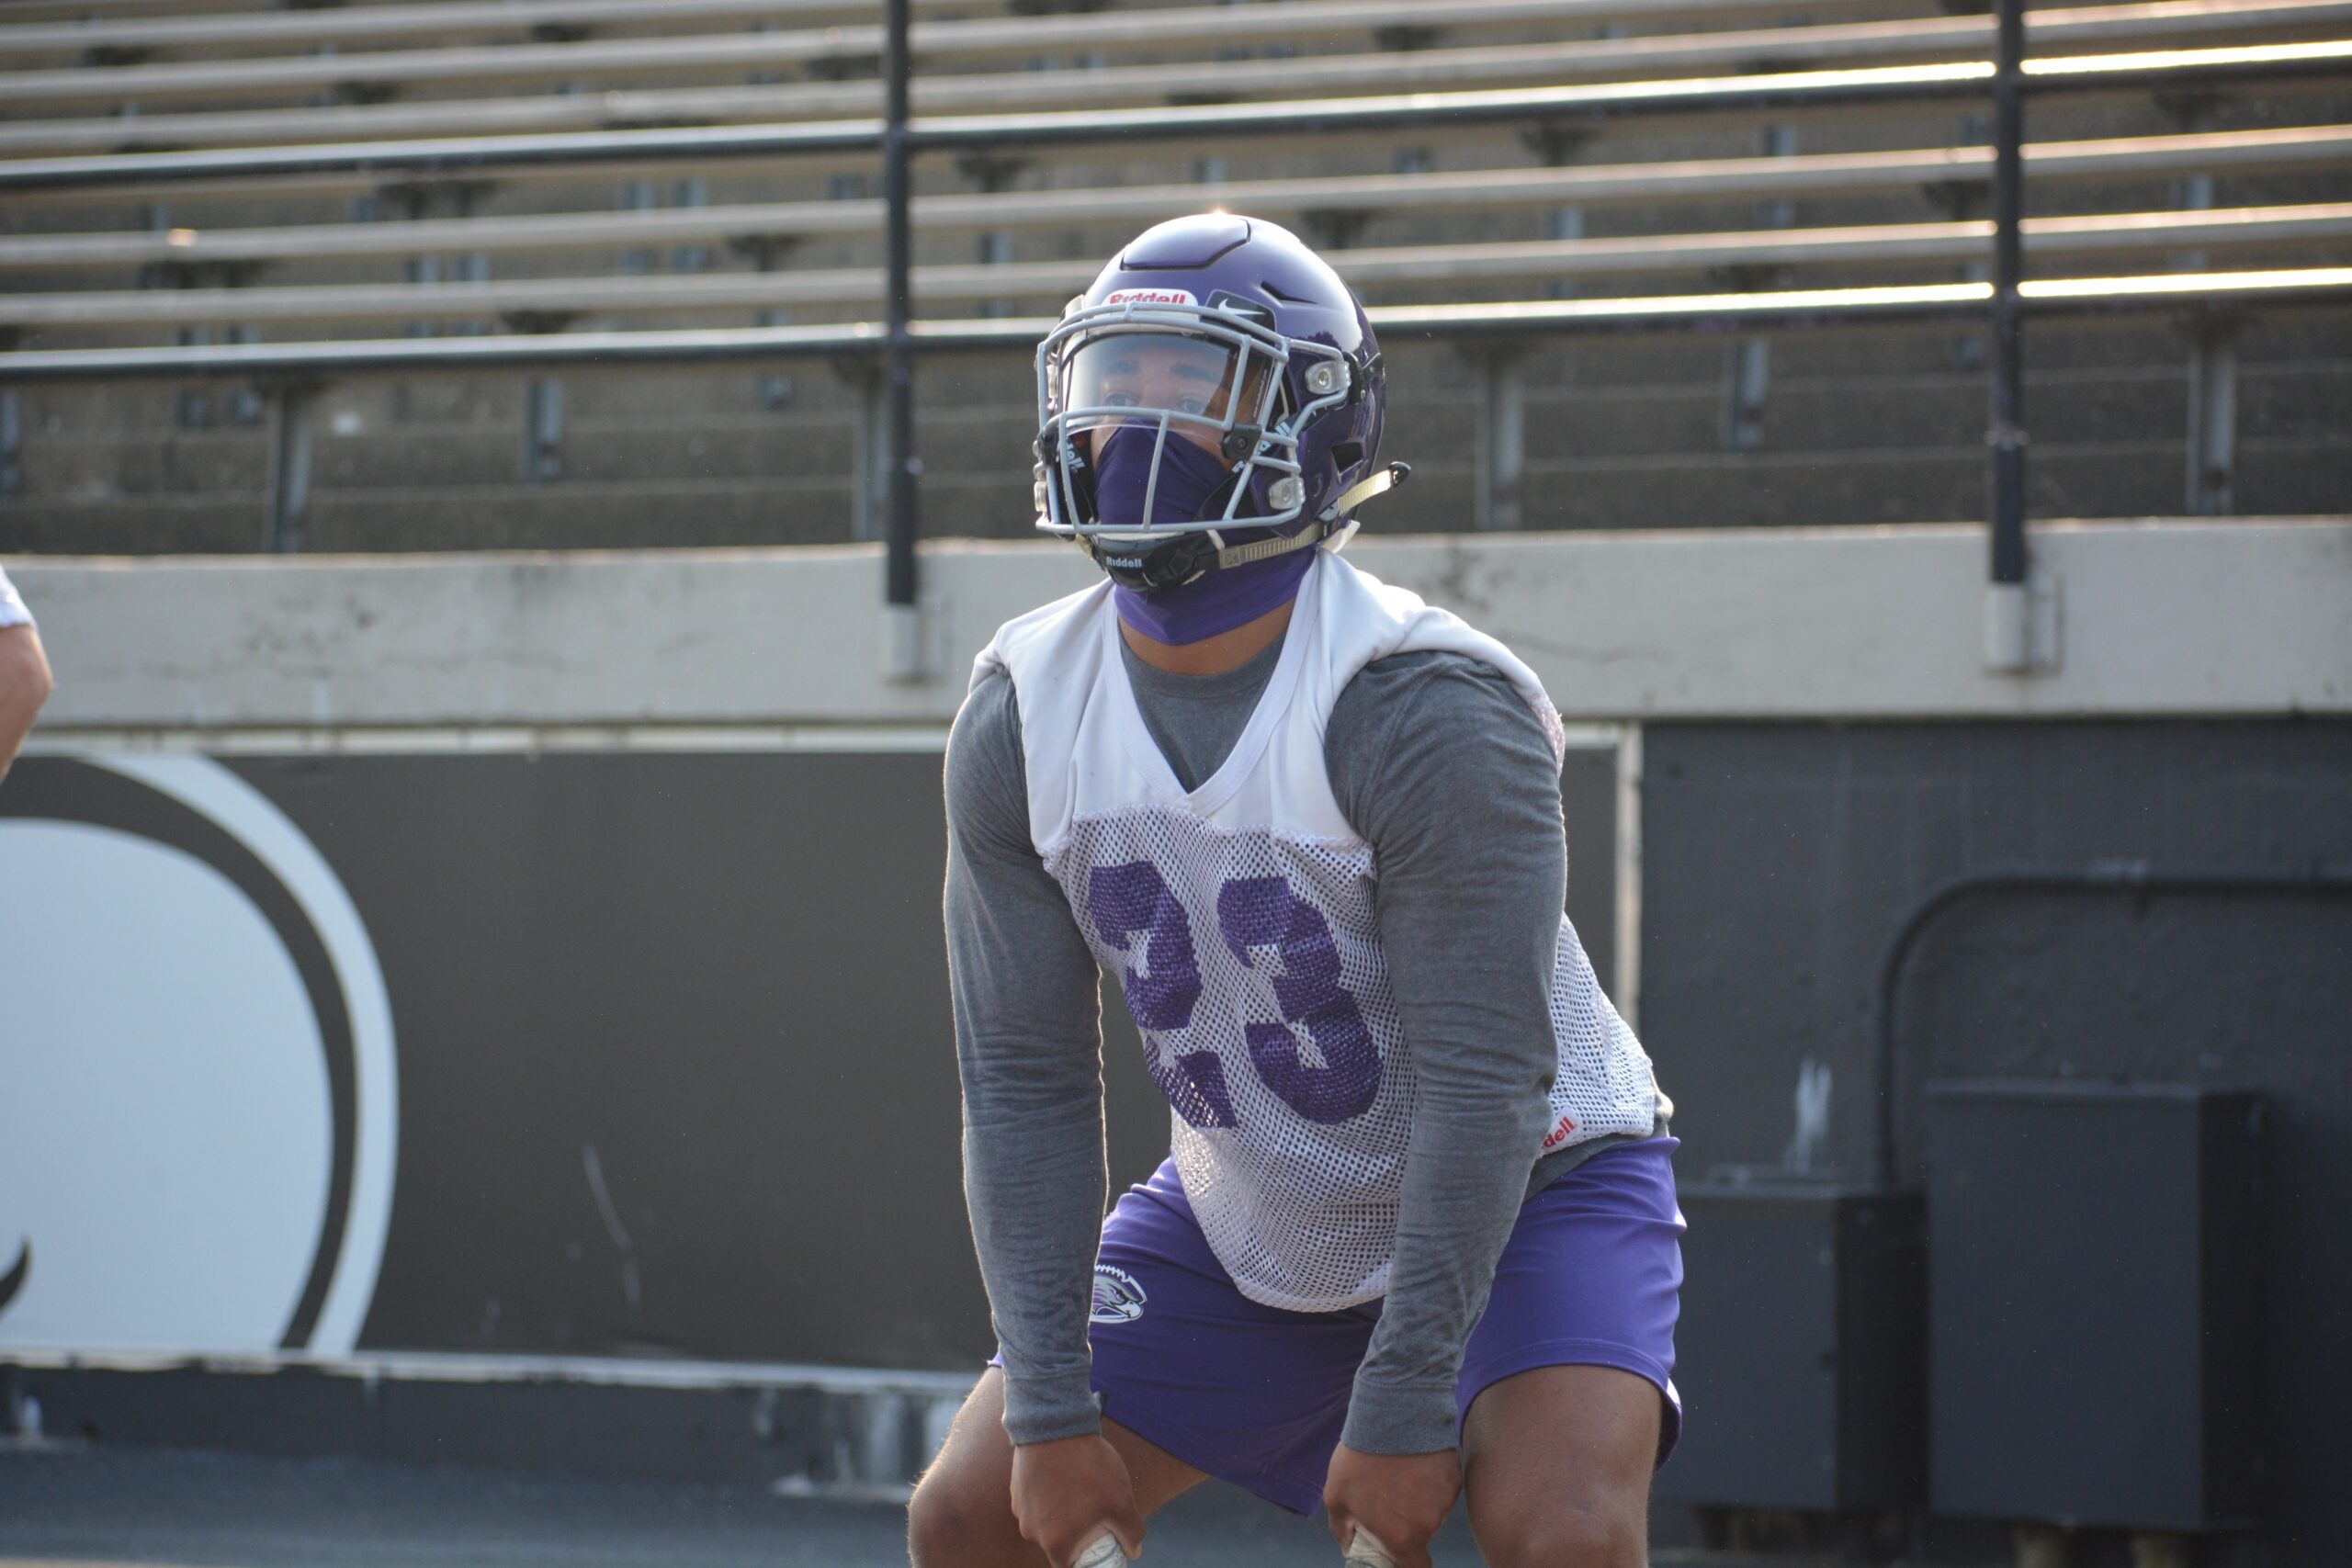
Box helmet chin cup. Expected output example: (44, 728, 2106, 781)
(1091, 532, 1219, 593)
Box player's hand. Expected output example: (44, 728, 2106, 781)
(1323, 1443, 1461, 1568)
(1009, 1431, 1146, 1567)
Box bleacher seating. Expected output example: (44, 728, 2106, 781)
(0, 0, 997, 65)
(0, 0, 2344, 554)
(6, 0, 2347, 156)
(6, 123, 2347, 272)
(7, 198, 2348, 330)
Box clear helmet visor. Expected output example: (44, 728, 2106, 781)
(1053, 328, 1281, 461)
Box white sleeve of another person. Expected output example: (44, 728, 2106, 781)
(0, 565, 29, 628)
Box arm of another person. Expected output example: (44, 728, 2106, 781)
(944, 670, 1119, 1443)
(0, 620, 55, 783)
(1322, 655, 1569, 1564)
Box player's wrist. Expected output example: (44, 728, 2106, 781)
(1340, 1380, 1462, 1457)
(999, 1370, 1104, 1447)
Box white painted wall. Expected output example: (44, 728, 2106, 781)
(0, 819, 331, 1353)
(13, 518, 2348, 733)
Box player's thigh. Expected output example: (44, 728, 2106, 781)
(908, 1368, 1206, 1566)
(1461, 1363, 1661, 1568)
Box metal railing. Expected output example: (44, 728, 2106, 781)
(1871, 862, 2352, 1188)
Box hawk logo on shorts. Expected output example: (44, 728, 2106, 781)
(1091, 1265, 1148, 1325)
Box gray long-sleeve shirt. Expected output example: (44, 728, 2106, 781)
(944, 629, 1648, 1456)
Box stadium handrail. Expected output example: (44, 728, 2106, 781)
(3, 0, 262, 16)
(5, 37, 2346, 196)
(6, 0, 2340, 157)
(2, 268, 2346, 383)
(9, 202, 2346, 329)
(0, 0, 990, 62)
(0, 0, 1940, 107)
(0, 0, 249, 19)
(5, 123, 2342, 274)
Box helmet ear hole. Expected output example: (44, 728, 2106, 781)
(1330, 441, 1363, 470)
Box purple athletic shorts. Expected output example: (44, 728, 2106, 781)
(999, 1136, 1683, 1516)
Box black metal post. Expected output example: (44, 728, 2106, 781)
(882, 0, 919, 615)
(263, 382, 315, 554)
(1987, 0, 2027, 586)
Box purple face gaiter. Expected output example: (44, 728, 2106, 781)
(1113, 544, 1317, 645)
(1091, 424, 1316, 646)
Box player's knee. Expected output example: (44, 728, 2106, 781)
(907, 1463, 1024, 1568)
(1477, 1501, 1644, 1568)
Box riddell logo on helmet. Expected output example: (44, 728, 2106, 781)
(1104, 288, 1197, 307)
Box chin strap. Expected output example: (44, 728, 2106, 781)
(1078, 462, 1413, 588)
(1317, 461, 1411, 526)
(1212, 524, 1323, 570)
(1211, 464, 1412, 567)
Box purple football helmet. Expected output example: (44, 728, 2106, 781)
(1035, 213, 1403, 592)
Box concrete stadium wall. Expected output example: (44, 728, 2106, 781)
(15, 517, 2350, 730)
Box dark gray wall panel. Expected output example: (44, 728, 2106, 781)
(231, 751, 1002, 1369)
(1926, 1084, 2262, 1529)
(1639, 719, 2352, 1560)
(1559, 746, 1618, 997)
(1641, 721, 2352, 1177)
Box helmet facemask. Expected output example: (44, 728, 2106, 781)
(1035, 298, 1358, 586)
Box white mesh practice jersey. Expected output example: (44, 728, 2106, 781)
(973, 552, 1660, 1312)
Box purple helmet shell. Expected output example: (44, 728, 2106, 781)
(1036, 213, 1387, 542)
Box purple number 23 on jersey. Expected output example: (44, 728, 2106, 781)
(1090, 859, 1380, 1131)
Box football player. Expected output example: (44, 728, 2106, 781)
(0, 564, 53, 782)
(913, 216, 1679, 1568)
